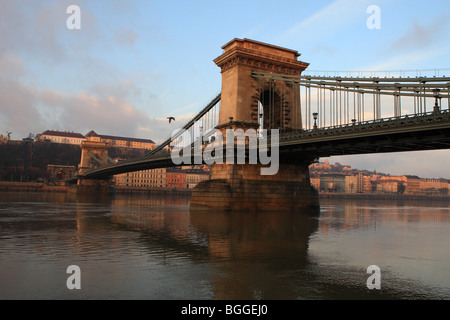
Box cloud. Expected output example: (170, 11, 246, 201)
(0, 51, 171, 143)
(0, 1, 88, 63)
(278, 0, 372, 42)
(114, 29, 139, 47)
(36, 85, 175, 143)
(0, 1, 172, 143)
(361, 47, 449, 71)
(0, 53, 44, 138)
(0, 53, 25, 80)
(311, 44, 338, 56)
(359, 15, 450, 72)
(390, 16, 449, 52)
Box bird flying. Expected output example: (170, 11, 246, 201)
(167, 117, 175, 123)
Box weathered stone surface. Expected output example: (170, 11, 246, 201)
(74, 139, 111, 194)
(78, 140, 110, 176)
(190, 162, 319, 213)
(190, 176, 319, 213)
(70, 178, 110, 194)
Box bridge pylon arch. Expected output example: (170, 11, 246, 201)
(190, 39, 319, 213)
(72, 139, 112, 194)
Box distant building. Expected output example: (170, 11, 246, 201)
(310, 177, 320, 192)
(311, 159, 333, 171)
(345, 175, 358, 194)
(420, 178, 448, 195)
(47, 165, 76, 182)
(405, 175, 421, 195)
(36, 129, 156, 151)
(114, 166, 210, 190)
(310, 160, 449, 196)
(343, 173, 373, 193)
(37, 130, 86, 145)
(115, 168, 167, 188)
(166, 168, 187, 189)
(185, 168, 210, 188)
(320, 174, 346, 193)
(375, 180, 401, 194)
(359, 173, 373, 193)
(85, 130, 155, 150)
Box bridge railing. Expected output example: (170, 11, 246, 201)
(303, 68, 450, 78)
(252, 71, 450, 131)
(280, 109, 450, 141)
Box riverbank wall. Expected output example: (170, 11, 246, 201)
(319, 192, 450, 201)
(1, 181, 448, 201)
(0, 181, 68, 193)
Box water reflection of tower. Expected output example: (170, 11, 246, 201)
(189, 210, 319, 299)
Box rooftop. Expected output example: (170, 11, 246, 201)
(85, 130, 155, 144)
(40, 130, 86, 139)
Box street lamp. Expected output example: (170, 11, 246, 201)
(433, 88, 441, 113)
(313, 112, 318, 129)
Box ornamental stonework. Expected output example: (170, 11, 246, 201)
(214, 38, 309, 76)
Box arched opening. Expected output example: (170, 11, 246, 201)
(258, 89, 284, 131)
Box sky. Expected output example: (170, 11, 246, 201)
(1, 0, 450, 178)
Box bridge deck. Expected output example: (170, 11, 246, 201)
(74, 110, 450, 180)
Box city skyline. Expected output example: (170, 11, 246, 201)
(1, 0, 450, 178)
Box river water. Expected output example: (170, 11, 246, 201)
(0, 192, 449, 300)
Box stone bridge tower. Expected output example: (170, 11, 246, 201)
(214, 38, 308, 129)
(75, 139, 111, 194)
(190, 39, 319, 213)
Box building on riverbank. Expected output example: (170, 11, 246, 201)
(113, 166, 210, 190)
(310, 161, 449, 196)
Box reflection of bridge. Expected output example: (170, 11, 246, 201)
(73, 39, 450, 212)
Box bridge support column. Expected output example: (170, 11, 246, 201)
(191, 39, 318, 214)
(71, 139, 111, 194)
(70, 178, 111, 195)
(190, 161, 319, 214)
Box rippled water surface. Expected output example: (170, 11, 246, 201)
(0, 192, 449, 300)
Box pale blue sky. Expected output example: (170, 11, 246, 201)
(1, 0, 450, 178)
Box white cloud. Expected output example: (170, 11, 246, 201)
(361, 47, 449, 71)
(114, 29, 139, 47)
(0, 57, 171, 143)
(390, 16, 449, 52)
(278, 0, 372, 42)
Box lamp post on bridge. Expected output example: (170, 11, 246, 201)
(313, 113, 318, 130)
(433, 89, 441, 114)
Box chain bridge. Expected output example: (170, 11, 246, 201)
(71, 39, 450, 212)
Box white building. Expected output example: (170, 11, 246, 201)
(37, 130, 86, 145)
